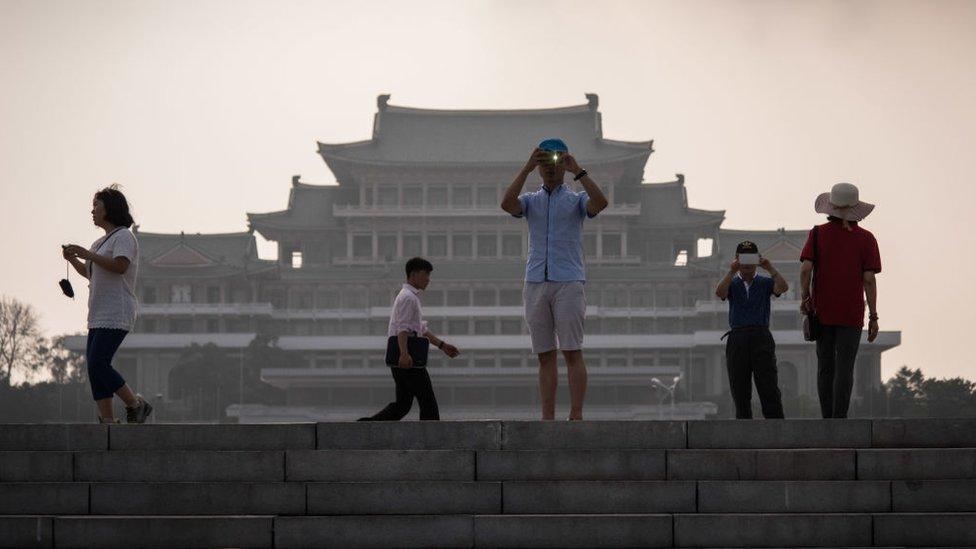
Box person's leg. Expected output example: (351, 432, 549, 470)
(363, 367, 414, 421)
(831, 326, 863, 418)
(815, 325, 838, 418)
(562, 350, 587, 420)
(412, 368, 440, 421)
(115, 384, 139, 407)
(725, 331, 754, 419)
(751, 329, 785, 419)
(537, 350, 558, 420)
(555, 282, 587, 420)
(525, 282, 558, 420)
(86, 329, 129, 421)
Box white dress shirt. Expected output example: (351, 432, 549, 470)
(387, 283, 428, 337)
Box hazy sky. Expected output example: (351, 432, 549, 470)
(2, 0, 974, 380)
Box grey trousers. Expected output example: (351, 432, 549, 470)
(816, 325, 862, 418)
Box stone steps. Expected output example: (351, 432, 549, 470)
(0, 419, 974, 548)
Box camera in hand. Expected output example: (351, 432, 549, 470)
(738, 253, 760, 266)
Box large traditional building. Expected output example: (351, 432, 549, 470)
(66, 94, 900, 421)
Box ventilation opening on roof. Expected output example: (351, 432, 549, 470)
(697, 238, 714, 258)
(674, 250, 688, 267)
(291, 251, 303, 269)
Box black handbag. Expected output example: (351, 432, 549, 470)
(385, 332, 430, 367)
(803, 225, 822, 342)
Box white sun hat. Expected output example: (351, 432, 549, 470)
(814, 182, 875, 222)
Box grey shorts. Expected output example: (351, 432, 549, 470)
(523, 281, 586, 354)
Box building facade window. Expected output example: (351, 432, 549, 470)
(206, 286, 221, 304)
(602, 233, 622, 257)
(142, 287, 157, 304)
(403, 233, 422, 257)
(378, 234, 397, 260)
(428, 234, 448, 257)
(473, 289, 496, 306)
(352, 235, 372, 258)
(452, 234, 473, 257)
(171, 285, 192, 303)
(452, 186, 472, 207)
(477, 234, 498, 258)
(502, 234, 522, 257)
(477, 186, 497, 207)
(428, 186, 448, 208)
(447, 290, 470, 306)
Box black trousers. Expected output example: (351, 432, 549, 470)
(725, 326, 785, 419)
(816, 324, 862, 419)
(360, 367, 440, 421)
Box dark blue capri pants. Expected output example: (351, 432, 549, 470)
(86, 328, 128, 400)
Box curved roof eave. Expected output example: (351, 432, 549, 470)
(316, 147, 652, 168)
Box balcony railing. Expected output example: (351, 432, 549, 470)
(333, 203, 641, 217)
(138, 303, 274, 316)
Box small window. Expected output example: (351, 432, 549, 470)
(206, 286, 221, 304)
(447, 290, 470, 306)
(500, 319, 522, 334)
(452, 234, 473, 257)
(352, 235, 372, 258)
(477, 186, 497, 207)
(499, 289, 522, 306)
(207, 319, 220, 333)
(142, 287, 157, 304)
(428, 234, 448, 257)
(674, 250, 689, 267)
(502, 234, 522, 257)
(428, 186, 448, 207)
(697, 238, 714, 258)
(377, 234, 397, 260)
(452, 186, 472, 207)
(473, 289, 496, 306)
(316, 290, 340, 309)
(602, 233, 622, 257)
(583, 233, 597, 256)
(424, 291, 445, 307)
(403, 186, 423, 207)
(402, 233, 422, 257)
(474, 319, 495, 334)
(477, 234, 498, 258)
(448, 319, 469, 334)
(291, 251, 303, 268)
(171, 285, 192, 303)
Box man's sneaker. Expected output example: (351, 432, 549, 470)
(126, 395, 153, 424)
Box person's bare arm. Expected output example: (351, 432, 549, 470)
(760, 257, 789, 296)
(396, 331, 412, 368)
(715, 259, 740, 300)
(800, 260, 814, 313)
(563, 154, 608, 216)
(62, 248, 90, 279)
(63, 244, 130, 275)
(864, 270, 879, 342)
(501, 148, 545, 216)
(422, 330, 460, 358)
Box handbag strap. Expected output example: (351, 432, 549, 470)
(88, 227, 125, 277)
(810, 225, 819, 301)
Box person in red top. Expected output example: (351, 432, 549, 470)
(800, 183, 882, 418)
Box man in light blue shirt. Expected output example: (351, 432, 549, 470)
(501, 138, 609, 420)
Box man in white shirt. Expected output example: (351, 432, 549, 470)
(358, 257, 460, 421)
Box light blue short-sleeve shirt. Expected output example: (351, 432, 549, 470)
(513, 184, 596, 283)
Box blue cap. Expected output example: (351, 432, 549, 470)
(538, 138, 569, 152)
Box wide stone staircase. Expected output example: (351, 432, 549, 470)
(1, 419, 975, 548)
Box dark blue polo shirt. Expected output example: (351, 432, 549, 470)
(725, 274, 778, 328)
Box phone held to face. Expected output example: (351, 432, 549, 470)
(738, 253, 760, 266)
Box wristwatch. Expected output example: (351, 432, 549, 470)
(573, 169, 587, 181)
(868, 313, 879, 321)
(438, 340, 445, 350)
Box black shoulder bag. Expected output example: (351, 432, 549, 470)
(385, 332, 430, 367)
(802, 225, 822, 342)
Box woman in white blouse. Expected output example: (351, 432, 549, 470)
(62, 185, 152, 424)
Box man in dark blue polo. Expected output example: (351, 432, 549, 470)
(715, 241, 789, 419)
(500, 139, 609, 420)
